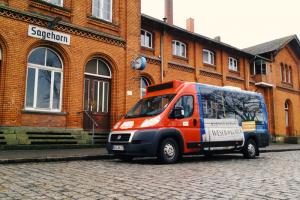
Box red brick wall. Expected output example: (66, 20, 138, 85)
(0, 0, 141, 129)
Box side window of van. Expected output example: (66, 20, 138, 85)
(174, 95, 194, 118)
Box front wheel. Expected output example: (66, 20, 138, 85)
(243, 139, 259, 159)
(158, 138, 180, 164)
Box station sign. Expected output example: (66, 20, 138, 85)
(28, 25, 71, 45)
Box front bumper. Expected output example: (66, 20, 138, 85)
(106, 129, 159, 157)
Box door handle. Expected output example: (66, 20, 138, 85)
(193, 119, 197, 126)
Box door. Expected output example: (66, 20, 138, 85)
(83, 58, 111, 131)
(285, 101, 291, 136)
(168, 95, 200, 152)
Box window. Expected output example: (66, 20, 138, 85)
(174, 96, 194, 118)
(199, 86, 264, 124)
(281, 63, 292, 84)
(140, 77, 150, 98)
(228, 57, 238, 71)
(288, 66, 292, 84)
(25, 47, 63, 111)
(43, 0, 63, 7)
(141, 30, 153, 48)
(84, 59, 111, 113)
(92, 0, 112, 22)
(251, 59, 267, 75)
(203, 49, 215, 65)
(172, 40, 186, 58)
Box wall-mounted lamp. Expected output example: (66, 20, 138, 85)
(47, 16, 62, 30)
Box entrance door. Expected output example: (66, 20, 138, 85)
(285, 101, 291, 136)
(83, 58, 111, 131)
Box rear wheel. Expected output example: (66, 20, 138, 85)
(158, 138, 180, 164)
(243, 139, 258, 159)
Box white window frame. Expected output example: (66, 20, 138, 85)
(25, 47, 63, 112)
(93, 80, 109, 113)
(92, 0, 113, 22)
(228, 57, 238, 71)
(203, 49, 215, 65)
(141, 29, 153, 49)
(84, 59, 112, 79)
(140, 77, 150, 98)
(43, 0, 63, 7)
(172, 40, 186, 58)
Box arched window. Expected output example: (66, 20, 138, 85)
(85, 59, 111, 78)
(84, 58, 111, 113)
(288, 66, 292, 84)
(0, 47, 2, 62)
(25, 47, 63, 111)
(280, 63, 285, 82)
(140, 77, 150, 98)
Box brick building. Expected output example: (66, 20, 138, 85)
(0, 0, 299, 146)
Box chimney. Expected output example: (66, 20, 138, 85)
(214, 36, 221, 42)
(164, 0, 173, 24)
(186, 18, 194, 32)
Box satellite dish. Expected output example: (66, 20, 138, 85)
(131, 56, 146, 70)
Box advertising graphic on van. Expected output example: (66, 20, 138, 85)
(107, 80, 269, 164)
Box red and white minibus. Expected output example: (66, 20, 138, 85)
(107, 80, 269, 163)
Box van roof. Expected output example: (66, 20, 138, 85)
(145, 80, 262, 97)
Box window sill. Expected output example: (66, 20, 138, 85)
(172, 55, 188, 62)
(141, 46, 154, 52)
(203, 63, 216, 69)
(281, 82, 293, 88)
(229, 69, 240, 75)
(30, 0, 71, 17)
(87, 16, 119, 32)
(22, 109, 68, 116)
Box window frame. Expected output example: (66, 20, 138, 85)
(84, 59, 112, 79)
(170, 95, 194, 118)
(203, 49, 215, 65)
(25, 47, 63, 112)
(172, 40, 187, 58)
(140, 76, 150, 98)
(43, 0, 64, 7)
(141, 29, 153, 49)
(228, 57, 238, 71)
(92, 0, 113, 22)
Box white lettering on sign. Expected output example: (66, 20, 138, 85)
(203, 118, 244, 143)
(28, 25, 71, 45)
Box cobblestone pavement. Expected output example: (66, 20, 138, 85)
(0, 151, 299, 200)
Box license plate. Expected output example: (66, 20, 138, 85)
(112, 145, 124, 151)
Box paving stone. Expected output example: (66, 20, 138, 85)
(0, 152, 299, 199)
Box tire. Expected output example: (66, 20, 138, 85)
(118, 155, 134, 162)
(158, 138, 180, 164)
(243, 139, 258, 159)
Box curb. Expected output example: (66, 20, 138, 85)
(0, 154, 114, 164)
(261, 148, 300, 153)
(1, 148, 300, 164)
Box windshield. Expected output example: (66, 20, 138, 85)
(125, 94, 175, 118)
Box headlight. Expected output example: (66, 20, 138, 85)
(113, 121, 121, 129)
(140, 116, 161, 128)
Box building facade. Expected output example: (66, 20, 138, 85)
(0, 0, 142, 145)
(0, 0, 299, 146)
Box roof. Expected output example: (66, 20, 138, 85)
(243, 35, 299, 55)
(141, 14, 254, 58)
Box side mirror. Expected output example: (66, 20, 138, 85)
(172, 106, 185, 119)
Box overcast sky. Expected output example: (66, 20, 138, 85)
(141, 0, 300, 49)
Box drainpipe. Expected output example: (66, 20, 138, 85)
(160, 25, 165, 83)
